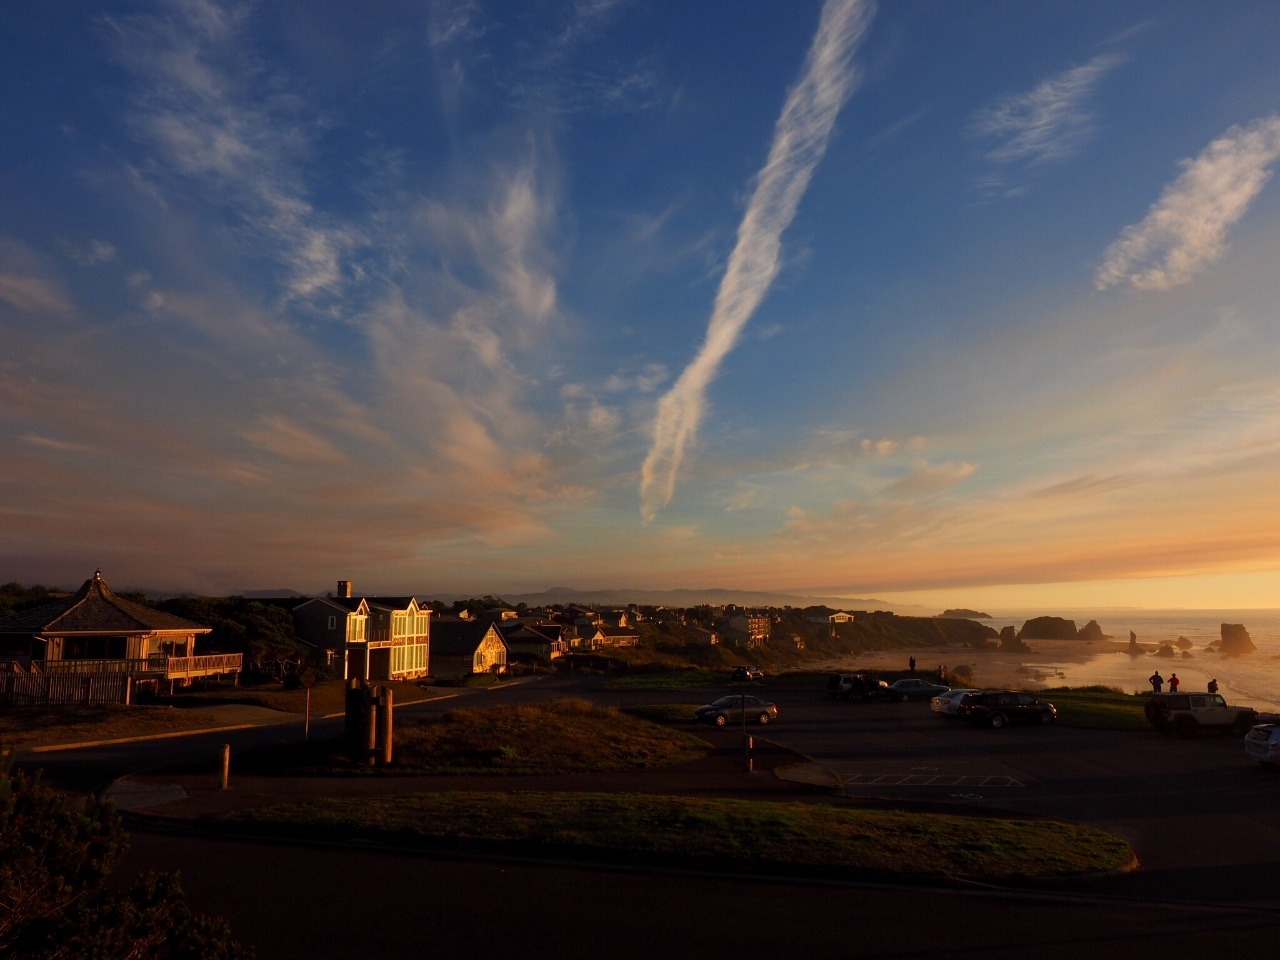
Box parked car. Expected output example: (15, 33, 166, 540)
(930, 688, 980, 716)
(1143, 692, 1258, 738)
(731, 665, 764, 681)
(694, 695, 778, 727)
(958, 690, 1057, 728)
(826, 672, 889, 701)
(1245, 724, 1280, 766)
(885, 678, 950, 702)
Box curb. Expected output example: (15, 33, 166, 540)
(23, 723, 265, 754)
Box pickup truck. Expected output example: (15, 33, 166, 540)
(1143, 692, 1258, 738)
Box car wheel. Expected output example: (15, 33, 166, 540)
(757, 713, 771, 725)
(713, 714, 728, 727)
(1174, 716, 1197, 739)
(989, 712, 1007, 729)
(1039, 710, 1055, 725)
(901, 693, 912, 702)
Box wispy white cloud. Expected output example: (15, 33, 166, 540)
(972, 54, 1122, 166)
(0, 272, 72, 315)
(884, 460, 977, 498)
(238, 416, 349, 465)
(638, 0, 874, 522)
(105, 0, 361, 305)
(1095, 115, 1280, 291)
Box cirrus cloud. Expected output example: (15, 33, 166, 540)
(1096, 115, 1280, 291)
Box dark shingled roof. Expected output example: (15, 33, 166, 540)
(0, 571, 210, 635)
(430, 618, 503, 655)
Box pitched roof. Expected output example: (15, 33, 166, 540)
(430, 618, 505, 655)
(0, 571, 210, 635)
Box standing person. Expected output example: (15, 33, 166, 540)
(1149, 671, 1164, 693)
(1208, 678, 1219, 694)
(940, 665, 948, 683)
(1168, 673, 1180, 692)
(909, 656, 916, 675)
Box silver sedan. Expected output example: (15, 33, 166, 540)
(930, 688, 980, 715)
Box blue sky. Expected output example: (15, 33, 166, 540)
(3, 0, 1280, 610)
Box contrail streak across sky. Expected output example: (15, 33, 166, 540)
(638, 0, 874, 521)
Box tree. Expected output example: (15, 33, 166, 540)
(0, 755, 251, 958)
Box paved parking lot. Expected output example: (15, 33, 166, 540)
(745, 684, 1280, 904)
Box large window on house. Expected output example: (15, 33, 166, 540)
(63, 635, 129, 660)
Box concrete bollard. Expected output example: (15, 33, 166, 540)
(219, 743, 231, 790)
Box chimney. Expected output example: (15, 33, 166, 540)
(337, 580, 352, 598)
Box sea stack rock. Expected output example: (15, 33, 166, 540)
(1018, 616, 1078, 640)
(1128, 631, 1143, 656)
(1078, 620, 1106, 642)
(1000, 625, 1029, 652)
(1219, 623, 1257, 658)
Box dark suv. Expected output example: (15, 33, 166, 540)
(958, 691, 1057, 728)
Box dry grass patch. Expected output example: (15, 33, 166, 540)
(222, 791, 1134, 883)
(239, 697, 710, 775)
(393, 698, 709, 773)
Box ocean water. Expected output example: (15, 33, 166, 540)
(984, 609, 1280, 710)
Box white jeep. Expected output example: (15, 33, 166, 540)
(1143, 692, 1257, 738)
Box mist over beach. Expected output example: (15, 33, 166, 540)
(821, 609, 1280, 711)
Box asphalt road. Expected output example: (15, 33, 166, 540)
(26, 675, 1280, 957)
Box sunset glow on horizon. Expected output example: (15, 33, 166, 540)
(3, 2, 1279, 609)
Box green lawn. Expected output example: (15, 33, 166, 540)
(220, 790, 1134, 884)
(1040, 687, 1149, 730)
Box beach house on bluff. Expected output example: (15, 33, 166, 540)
(0, 570, 240, 705)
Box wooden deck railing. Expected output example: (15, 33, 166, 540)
(18, 654, 243, 679)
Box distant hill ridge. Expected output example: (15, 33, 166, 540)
(498, 586, 932, 613)
(224, 584, 931, 613)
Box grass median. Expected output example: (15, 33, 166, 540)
(217, 790, 1134, 884)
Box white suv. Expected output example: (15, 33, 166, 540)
(1245, 724, 1280, 766)
(1143, 692, 1257, 738)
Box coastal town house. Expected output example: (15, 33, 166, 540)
(429, 618, 508, 678)
(498, 619, 568, 663)
(0, 570, 240, 705)
(587, 625, 640, 650)
(728, 613, 770, 647)
(290, 581, 429, 682)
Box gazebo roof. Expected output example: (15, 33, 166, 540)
(0, 571, 210, 635)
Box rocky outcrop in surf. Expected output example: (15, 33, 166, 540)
(1219, 623, 1256, 658)
(1017, 616, 1078, 640)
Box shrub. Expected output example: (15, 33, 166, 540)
(0, 753, 252, 958)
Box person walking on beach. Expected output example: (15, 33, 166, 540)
(1149, 671, 1164, 693)
(1168, 673, 1180, 692)
(1208, 678, 1219, 694)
